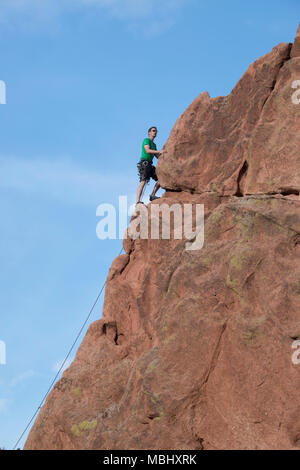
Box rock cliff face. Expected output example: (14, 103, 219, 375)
(25, 26, 300, 450)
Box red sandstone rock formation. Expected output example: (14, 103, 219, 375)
(157, 41, 300, 196)
(25, 25, 300, 450)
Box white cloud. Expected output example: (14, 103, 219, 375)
(92, 0, 190, 36)
(52, 358, 71, 374)
(0, 398, 8, 413)
(0, 155, 136, 206)
(0, 0, 190, 35)
(78, 0, 153, 19)
(0, 0, 187, 18)
(81, 0, 187, 20)
(0, 0, 61, 28)
(10, 370, 35, 387)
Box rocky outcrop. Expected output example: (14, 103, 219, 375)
(157, 41, 300, 197)
(24, 25, 300, 450)
(291, 23, 300, 58)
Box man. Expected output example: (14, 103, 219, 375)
(136, 126, 164, 204)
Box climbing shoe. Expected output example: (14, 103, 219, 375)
(149, 195, 160, 201)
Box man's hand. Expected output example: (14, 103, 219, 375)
(144, 145, 163, 156)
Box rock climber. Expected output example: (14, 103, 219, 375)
(136, 126, 165, 204)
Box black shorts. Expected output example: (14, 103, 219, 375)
(137, 159, 158, 183)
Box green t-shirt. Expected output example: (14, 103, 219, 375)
(140, 137, 157, 164)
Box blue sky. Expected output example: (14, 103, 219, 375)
(0, 0, 298, 450)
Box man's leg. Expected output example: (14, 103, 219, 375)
(150, 182, 160, 199)
(136, 180, 146, 203)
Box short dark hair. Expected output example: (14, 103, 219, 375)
(148, 126, 157, 134)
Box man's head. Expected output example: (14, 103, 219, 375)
(148, 127, 157, 139)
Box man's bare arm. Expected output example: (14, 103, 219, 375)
(144, 145, 165, 157)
